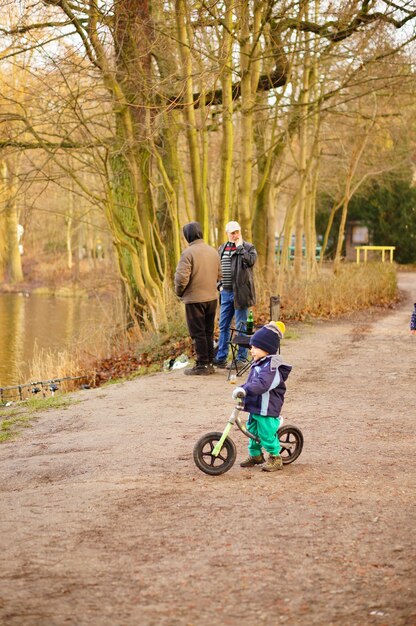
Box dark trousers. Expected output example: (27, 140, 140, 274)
(185, 300, 217, 365)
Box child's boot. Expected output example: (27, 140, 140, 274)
(240, 454, 265, 467)
(262, 454, 283, 472)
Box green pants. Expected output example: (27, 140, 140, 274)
(247, 413, 281, 456)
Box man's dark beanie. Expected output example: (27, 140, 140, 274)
(183, 222, 203, 243)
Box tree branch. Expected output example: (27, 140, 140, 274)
(43, 0, 99, 67)
(281, 7, 416, 43)
(0, 140, 105, 149)
(0, 20, 79, 35)
(164, 65, 288, 110)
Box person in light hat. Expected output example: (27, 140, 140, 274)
(213, 220, 257, 368)
(232, 322, 291, 472)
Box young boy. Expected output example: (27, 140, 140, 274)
(232, 322, 292, 472)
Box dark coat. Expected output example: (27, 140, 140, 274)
(241, 354, 292, 417)
(218, 240, 257, 309)
(411, 303, 416, 331)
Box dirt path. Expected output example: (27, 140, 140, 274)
(0, 272, 415, 626)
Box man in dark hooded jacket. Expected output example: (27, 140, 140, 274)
(174, 222, 221, 375)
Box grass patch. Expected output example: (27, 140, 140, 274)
(102, 363, 161, 386)
(24, 395, 73, 412)
(0, 395, 74, 442)
(283, 328, 300, 340)
(269, 263, 398, 321)
(0, 415, 33, 442)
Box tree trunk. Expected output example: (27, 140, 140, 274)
(237, 0, 262, 240)
(99, 0, 167, 330)
(0, 158, 24, 284)
(175, 0, 206, 232)
(217, 0, 234, 243)
(66, 188, 73, 271)
(294, 22, 311, 280)
(0, 160, 8, 282)
(333, 117, 374, 273)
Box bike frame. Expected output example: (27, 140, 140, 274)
(211, 401, 286, 457)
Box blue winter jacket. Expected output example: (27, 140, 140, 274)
(241, 354, 292, 417)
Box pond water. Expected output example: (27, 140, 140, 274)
(0, 293, 119, 388)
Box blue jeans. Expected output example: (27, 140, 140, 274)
(216, 289, 248, 361)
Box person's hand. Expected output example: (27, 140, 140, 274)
(228, 230, 243, 247)
(232, 387, 246, 400)
(411, 329, 416, 335)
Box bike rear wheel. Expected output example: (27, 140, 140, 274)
(193, 431, 237, 475)
(278, 424, 303, 464)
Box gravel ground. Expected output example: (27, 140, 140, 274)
(0, 272, 415, 626)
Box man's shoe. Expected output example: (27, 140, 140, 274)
(262, 454, 283, 472)
(184, 364, 211, 376)
(240, 454, 265, 467)
(212, 358, 227, 369)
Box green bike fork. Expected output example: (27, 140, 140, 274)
(211, 421, 233, 457)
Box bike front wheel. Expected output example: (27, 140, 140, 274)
(278, 424, 304, 464)
(193, 431, 237, 475)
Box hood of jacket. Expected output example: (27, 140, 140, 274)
(269, 354, 291, 381)
(183, 222, 203, 243)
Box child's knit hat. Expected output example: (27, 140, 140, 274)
(249, 321, 284, 354)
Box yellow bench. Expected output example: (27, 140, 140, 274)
(355, 245, 396, 264)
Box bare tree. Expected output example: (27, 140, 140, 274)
(1, 0, 415, 326)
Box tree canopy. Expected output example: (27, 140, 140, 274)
(1, 0, 415, 328)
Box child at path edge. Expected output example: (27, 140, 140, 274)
(410, 303, 416, 335)
(232, 322, 292, 472)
